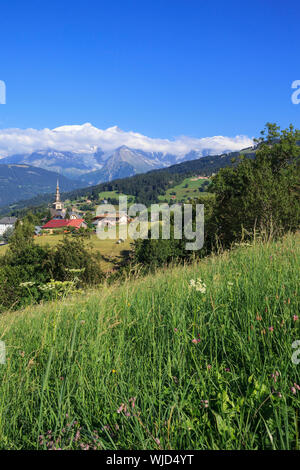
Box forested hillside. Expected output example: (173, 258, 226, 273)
(0, 164, 80, 207)
(0, 147, 256, 215)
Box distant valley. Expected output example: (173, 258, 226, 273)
(0, 164, 82, 207)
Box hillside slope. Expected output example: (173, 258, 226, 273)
(0, 234, 299, 450)
(0, 164, 82, 207)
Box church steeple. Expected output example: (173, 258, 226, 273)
(53, 179, 63, 211)
(55, 179, 61, 203)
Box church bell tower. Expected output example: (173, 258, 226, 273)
(53, 180, 63, 211)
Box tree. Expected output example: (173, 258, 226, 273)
(2, 226, 14, 243)
(50, 237, 103, 286)
(8, 219, 35, 254)
(210, 123, 300, 245)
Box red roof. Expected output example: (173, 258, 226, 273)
(42, 219, 85, 229)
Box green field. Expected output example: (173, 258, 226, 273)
(97, 191, 135, 202)
(0, 233, 299, 449)
(158, 177, 210, 203)
(0, 233, 133, 272)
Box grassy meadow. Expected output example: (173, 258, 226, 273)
(158, 177, 210, 203)
(0, 233, 299, 449)
(0, 233, 133, 272)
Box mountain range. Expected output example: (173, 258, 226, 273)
(0, 124, 255, 207)
(0, 146, 257, 214)
(0, 145, 207, 187)
(0, 123, 254, 203)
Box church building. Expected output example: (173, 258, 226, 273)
(49, 180, 66, 219)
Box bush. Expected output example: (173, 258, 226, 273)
(50, 237, 103, 286)
(0, 223, 103, 312)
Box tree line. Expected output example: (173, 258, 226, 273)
(133, 124, 300, 267)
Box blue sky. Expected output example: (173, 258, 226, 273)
(0, 0, 299, 141)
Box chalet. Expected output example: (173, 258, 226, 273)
(0, 217, 17, 236)
(69, 211, 81, 220)
(92, 212, 130, 228)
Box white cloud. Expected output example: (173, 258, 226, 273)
(0, 122, 253, 158)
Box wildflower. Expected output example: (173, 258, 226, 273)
(192, 338, 200, 344)
(112, 369, 116, 373)
(117, 403, 125, 414)
(65, 268, 85, 273)
(207, 364, 212, 370)
(291, 387, 296, 395)
(189, 278, 206, 294)
(19, 281, 35, 287)
(293, 315, 298, 322)
(271, 371, 279, 383)
(155, 438, 161, 446)
(80, 320, 85, 325)
(269, 326, 274, 332)
(294, 383, 300, 391)
(227, 282, 234, 286)
(129, 397, 136, 409)
(174, 328, 178, 332)
(80, 443, 89, 450)
(196, 282, 206, 294)
(225, 368, 230, 372)
(256, 315, 262, 321)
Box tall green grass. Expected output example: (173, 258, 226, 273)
(0, 234, 299, 450)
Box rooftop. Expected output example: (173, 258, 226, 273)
(42, 219, 85, 229)
(0, 217, 18, 225)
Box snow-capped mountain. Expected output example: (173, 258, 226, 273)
(0, 145, 181, 184)
(78, 146, 171, 185)
(0, 149, 106, 179)
(0, 123, 253, 184)
(0, 144, 239, 185)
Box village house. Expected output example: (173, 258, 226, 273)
(0, 217, 18, 236)
(42, 218, 87, 233)
(92, 212, 131, 228)
(68, 210, 81, 220)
